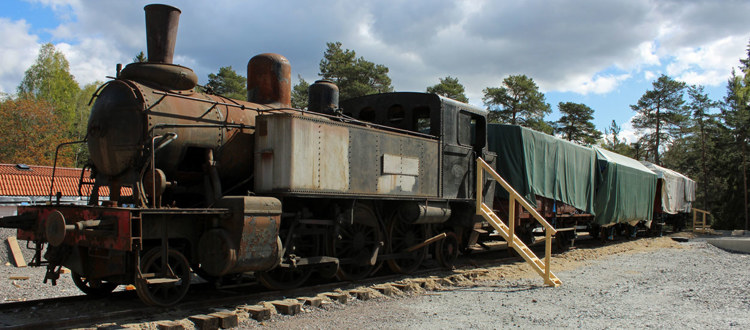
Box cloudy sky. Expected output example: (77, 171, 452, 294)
(1, 0, 748, 140)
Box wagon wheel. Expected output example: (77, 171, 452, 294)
(330, 204, 384, 281)
(555, 231, 573, 251)
(386, 213, 426, 274)
(436, 231, 459, 269)
(71, 272, 118, 297)
(255, 267, 312, 290)
(135, 248, 191, 307)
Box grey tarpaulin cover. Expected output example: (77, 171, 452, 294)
(487, 124, 596, 215)
(594, 147, 657, 224)
(641, 161, 696, 214)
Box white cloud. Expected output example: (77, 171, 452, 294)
(553, 73, 632, 95)
(666, 36, 747, 86)
(638, 41, 660, 67)
(55, 38, 122, 86)
(644, 70, 656, 81)
(620, 119, 639, 144)
(3, 0, 750, 102)
(0, 18, 39, 95)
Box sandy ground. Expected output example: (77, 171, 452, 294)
(236, 236, 750, 329)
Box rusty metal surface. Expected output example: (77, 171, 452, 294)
(144, 4, 181, 64)
(16, 205, 134, 252)
(88, 78, 266, 205)
(254, 113, 440, 197)
(247, 53, 291, 108)
(119, 62, 198, 90)
(208, 196, 282, 274)
(308, 80, 339, 114)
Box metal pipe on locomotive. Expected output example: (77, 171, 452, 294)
(0, 4, 497, 306)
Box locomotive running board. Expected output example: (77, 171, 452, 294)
(476, 157, 561, 287)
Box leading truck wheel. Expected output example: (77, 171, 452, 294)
(135, 248, 191, 307)
(71, 272, 118, 297)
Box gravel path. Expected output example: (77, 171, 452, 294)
(249, 240, 750, 329)
(1, 228, 84, 302)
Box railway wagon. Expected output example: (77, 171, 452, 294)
(484, 124, 695, 248)
(0, 4, 496, 306)
(486, 124, 597, 248)
(642, 161, 697, 232)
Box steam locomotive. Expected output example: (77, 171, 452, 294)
(0, 4, 496, 306)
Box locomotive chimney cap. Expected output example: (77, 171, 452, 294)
(144, 4, 181, 64)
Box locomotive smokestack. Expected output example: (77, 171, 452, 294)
(144, 4, 181, 64)
(247, 53, 291, 108)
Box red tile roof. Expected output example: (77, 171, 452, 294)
(0, 164, 131, 197)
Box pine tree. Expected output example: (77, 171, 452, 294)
(205, 66, 246, 100)
(630, 74, 686, 164)
(554, 102, 602, 145)
(482, 75, 551, 128)
(426, 76, 468, 103)
(319, 42, 393, 101)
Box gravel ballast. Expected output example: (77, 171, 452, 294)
(248, 240, 750, 329)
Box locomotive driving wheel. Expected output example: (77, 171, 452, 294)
(386, 213, 427, 274)
(71, 272, 118, 297)
(330, 204, 384, 281)
(135, 248, 191, 307)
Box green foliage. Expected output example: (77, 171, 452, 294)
(719, 64, 750, 230)
(133, 51, 147, 63)
(482, 74, 551, 126)
(426, 76, 468, 103)
(0, 98, 70, 166)
(205, 66, 247, 100)
(524, 118, 555, 135)
(554, 102, 602, 145)
(600, 120, 635, 157)
(291, 75, 310, 109)
(17, 43, 80, 128)
(318, 42, 393, 101)
(658, 41, 750, 230)
(630, 74, 687, 164)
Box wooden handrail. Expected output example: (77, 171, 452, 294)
(692, 208, 711, 233)
(476, 157, 557, 234)
(475, 157, 561, 287)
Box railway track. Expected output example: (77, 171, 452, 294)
(0, 234, 645, 329)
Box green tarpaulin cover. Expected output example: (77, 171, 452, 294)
(487, 124, 596, 215)
(594, 147, 657, 224)
(487, 124, 659, 226)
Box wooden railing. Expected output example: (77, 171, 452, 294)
(692, 208, 711, 234)
(475, 157, 561, 287)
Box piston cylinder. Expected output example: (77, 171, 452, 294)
(399, 203, 452, 224)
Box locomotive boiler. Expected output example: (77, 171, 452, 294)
(0, 4, 496, 306)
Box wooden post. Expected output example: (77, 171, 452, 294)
(476, 160, 483, 215)
(6, 237, 27, 268)
(508, 197, 515, 246)
(545, 230, 551, 282)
